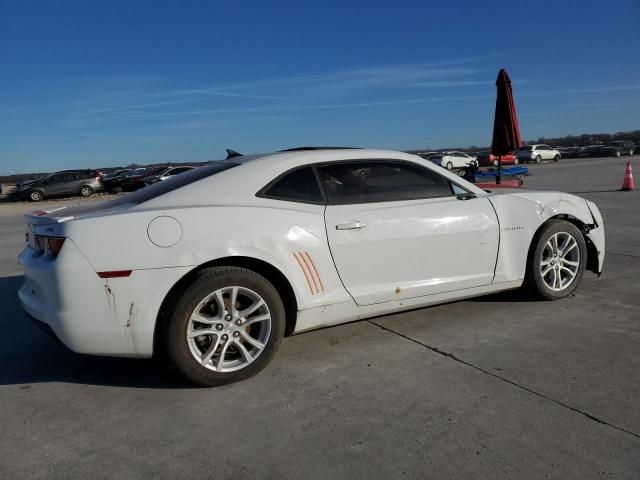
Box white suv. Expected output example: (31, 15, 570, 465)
(517, 145, 561, 163)
(430, 151, 477, 170)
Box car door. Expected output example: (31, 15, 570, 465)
(320, 160, 500, 306)
(39, 173, 67, 196)
(61, 172, 83, 195)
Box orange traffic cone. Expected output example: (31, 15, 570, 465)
(621, 161, 634, 191)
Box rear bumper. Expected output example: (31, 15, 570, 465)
(18, 239, 192, 358)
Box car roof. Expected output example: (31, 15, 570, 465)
(131, 147, 488, 208)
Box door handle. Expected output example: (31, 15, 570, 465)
(335, 221, 367, 230)
(456, 193, 476, 201)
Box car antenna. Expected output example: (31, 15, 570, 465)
(226, 149, 243, 159)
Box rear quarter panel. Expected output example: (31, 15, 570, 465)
(62, 201, 349, 311)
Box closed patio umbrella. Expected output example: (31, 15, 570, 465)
(491, 69, 522, 184)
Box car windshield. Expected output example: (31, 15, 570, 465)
(116, 161, 239, 204)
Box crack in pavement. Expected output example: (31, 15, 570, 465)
(607, 252, 640, 259)
(368, 320, 640, 442)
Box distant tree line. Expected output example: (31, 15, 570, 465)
(527, 130, 640, 147)
(2, 129, 638, 184)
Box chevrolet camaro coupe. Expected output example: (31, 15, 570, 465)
(19, 148, 605, 386)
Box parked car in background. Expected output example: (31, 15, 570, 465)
(557, 147, 581, 159)
(476, 151, 518, 167)
(597, 140, 635, 157)
(108, 167, 158, 192)
(416, 151, 440, 161)
(101, 169, 131, 181)
(517, 145, 560, 163)
(147, 166, 195, 185)
(102, 169, 136, 192)
(12, 170, 102, 202)
(429, 151, 477, 170)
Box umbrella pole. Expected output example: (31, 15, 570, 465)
(497, 155, 501, 184)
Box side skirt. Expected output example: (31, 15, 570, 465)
(293, 280, 523, 333)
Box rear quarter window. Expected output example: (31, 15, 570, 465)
(259, 167, 324, 204)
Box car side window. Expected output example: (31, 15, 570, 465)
(317, 161, 455, 205)
(261, 166, 324, 204)
(42, 174, 63, 185)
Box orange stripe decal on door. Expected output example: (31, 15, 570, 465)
(303, 252, 325, 292)
(293, 252, 316, 295)
(299, 252, 320, 294)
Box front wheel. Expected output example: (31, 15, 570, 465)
(514, 157, 519, 165)
(553, 154, 560, 162)
(535, 155, 542, 163)
(29, 190, 44, 202)
(446, 161, 453, 170)
(163, 266, 285, 386)
(630, 150, 634, 156)
(523, 220, 587, 300)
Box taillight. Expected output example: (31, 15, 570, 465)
(34, 235, 66, 257)
(48, 237, 65, 255)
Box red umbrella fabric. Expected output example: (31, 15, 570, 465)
(491, 68, 522, 155)
(491, 69, 522, 183)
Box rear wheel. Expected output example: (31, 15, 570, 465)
(80, 185, 93, 197)
(446, 161, 453, 170)
(523, 220, 587, 300)
(29, 190, 44, 202)
(630, 150, 634, 156)
(553, 154, 560, 162)
(616, 150, 621, 157)
(164, 266, 285, 386)
(514, 157, 519, 165)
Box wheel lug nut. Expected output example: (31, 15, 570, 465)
(235, 319, 242, 326)
(225, 314, 232, 321)
(216, 324, 223, 331)
(233, 331, 240, 338)
(221, 334, 228, 341)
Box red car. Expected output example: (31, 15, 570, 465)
(476, 151, 519, 167)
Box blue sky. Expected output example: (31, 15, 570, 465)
(1, 0, 639, 173)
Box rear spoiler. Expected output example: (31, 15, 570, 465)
(24, 207, 71, 225)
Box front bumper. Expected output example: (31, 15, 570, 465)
(18, 239, 192, 358)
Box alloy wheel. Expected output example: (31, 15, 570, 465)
(186, 286, 272, 372)
(539, 232, 581, 291)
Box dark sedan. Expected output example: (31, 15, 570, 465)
(588, 141, 635, 158)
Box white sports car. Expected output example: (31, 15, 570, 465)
(19, 148, 605, 386)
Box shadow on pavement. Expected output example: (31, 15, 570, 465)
(0, 275, 193, 389)
(0, 273, 535, 388)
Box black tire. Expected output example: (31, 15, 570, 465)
(553, 154, 560, 162)
(523, 220, 587, 300)
(163, 266, 286, 387)
(535, 155, 542, 163)
(514, 157, 519, 165)
(630, 150, 634, 156)
(80, 185, 93, 197)
(615, 150, 621, 157)
(446, 161, 453, 170)
(29, 190, 44, 202)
